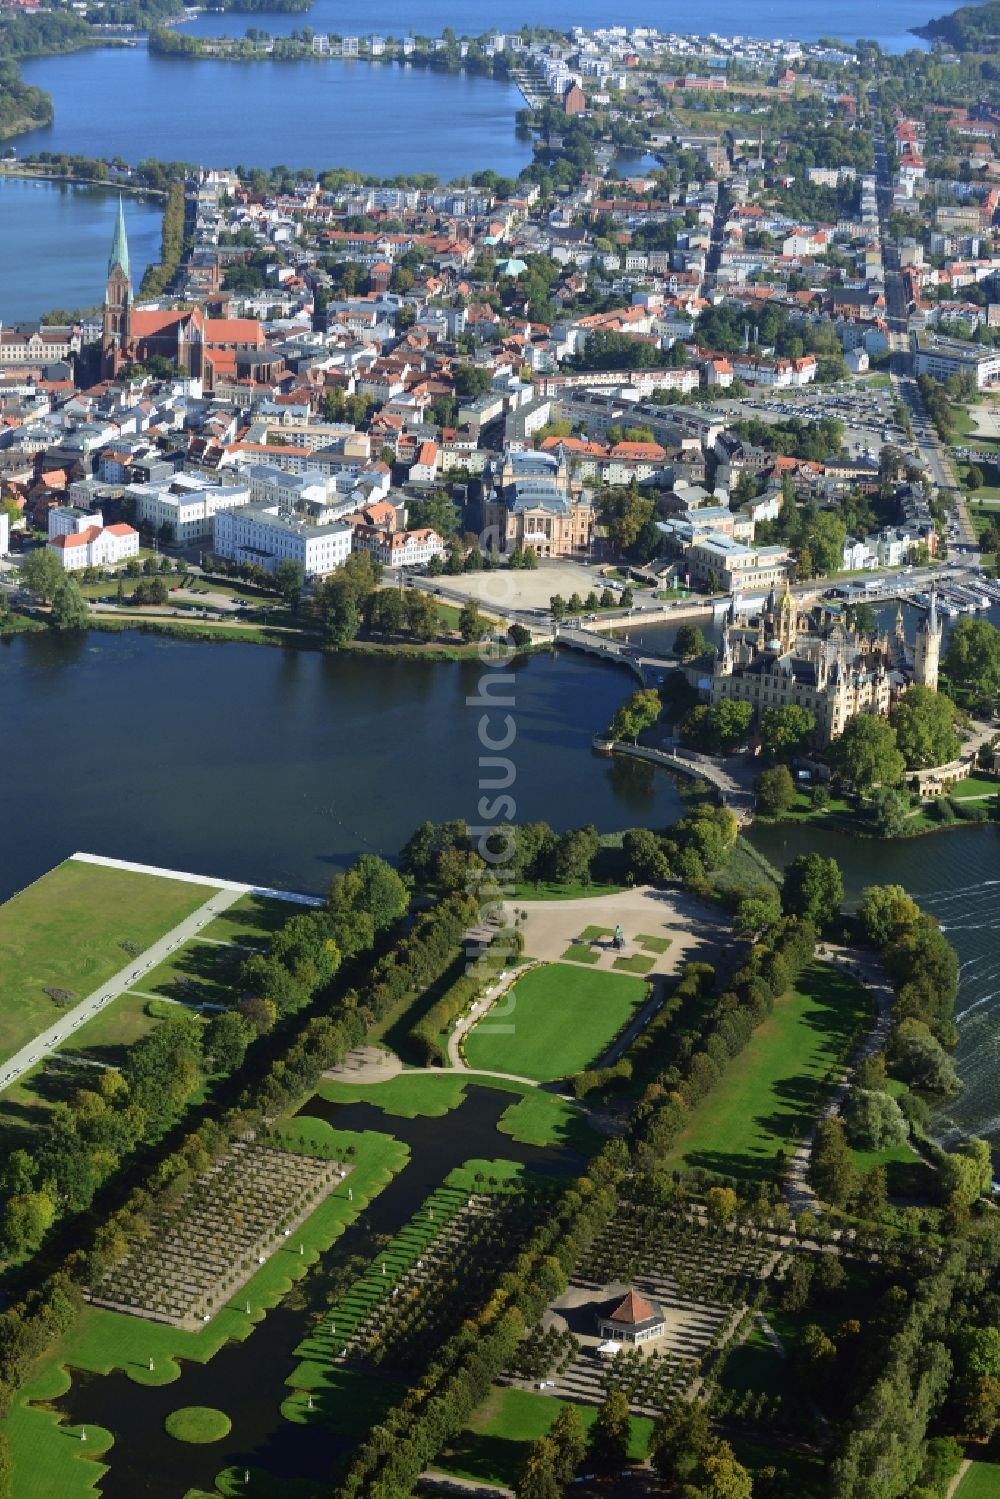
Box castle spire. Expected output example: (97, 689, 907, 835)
(108, 197, 130, 286)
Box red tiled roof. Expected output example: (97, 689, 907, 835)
(607, 1290, 658, 1326)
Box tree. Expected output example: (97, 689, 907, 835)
(680, 700, 753, 755)
(318, 575, 360, 647)
(944, 616, 1000, 701)
(939, 1138, 992, 1205)
(622, 827, 671, 884)
(892, 1019, 961, 1093)
(20, 547, 63, 604)
(50, 577, 89, 631)
(549, 594, 565, 619)
(275, 558, 305, 614)
(782, 852, 844, 929)
(404, 589, 438, 642)
(829, 714, 904, 795)
(733, 887, 782, 938)
(859, 884, 919, 946)
(203, 1010, 255, 1074)
(966, 463, 984, 491)
(549, 1405, 586, 1483)
(330, 853, 408, 936)
(517, 1437, 561, 1499)
(588, 1388, 630, 1469)
(459, 600, 489, 642)
(608, 688, 661, 743)
(755, 764, 796, 815)
(811, 1116, 858, 1208)
(702, 1449, 753, 1499)
(652, 1400, 712, 1487)
(706, 1185, 738, 1226)
(843, 1088, 908, 1150)
(889, 686, 960, 770)
(760, 704, 816, 760)
(872, 787, 909, 839)
(674, 623, 709, 660)
(553, 825, 599, 886)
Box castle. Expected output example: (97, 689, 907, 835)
(708, 582, 942, 745)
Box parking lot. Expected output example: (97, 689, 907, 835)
(710, 377, 911, 460)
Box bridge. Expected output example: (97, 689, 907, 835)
(594, 738, 756, 826)
(554, 625, 674, 686)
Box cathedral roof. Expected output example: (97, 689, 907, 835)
(108, 198, 130, 284)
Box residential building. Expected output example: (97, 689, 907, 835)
(48, 522, 139, 571)
(213, 503, 353, 577)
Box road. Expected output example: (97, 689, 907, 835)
(0, 885, 244, 1095)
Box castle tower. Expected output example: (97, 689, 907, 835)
(102, 198, 132, 378)
(914, 591, 942, 691)
(778, 577, 796, 653)
(894, 602, 905, 644)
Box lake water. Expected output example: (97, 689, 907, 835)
(0, 630, 683, 901)
(15, 48, 533, 179)
(177, 0, 944, 50)
(0, 178, 163, 324)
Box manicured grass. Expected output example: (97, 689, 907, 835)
(720, 1323, 788, 1399)
(613, 953, 656, 975)
(579, 925, 614, 941)
(435, 1387, 654, 1487)
(313, 1072, 598, 1154)
(728, 1437, 824, 1497)
(0, 860, 217, 1064)
(561, 942, 599, 964)
(947, 774, 1000, 800)
(463, 963, 649, 1082)
(848, 1137, 935, 1199)
(62, 991, 163, 1057)
(133, 938, 244, 1008)
(665, 962, 873, 1182)
(164, 1406, 232, 1444)
(511, 881, 627, 901)
(636, 934, 672, 954)
(956, 1457, 1000, 1498)
(198, 891, 290, 948)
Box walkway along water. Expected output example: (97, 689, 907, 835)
(53, 1087, 582, 1498)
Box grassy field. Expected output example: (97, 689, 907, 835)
(313, 1072, 598, 1154)
(511, 880, 627, 901)
(946, 774, 999, 800)
(720, 1322, 788, 1399)
(435, 1387, 654, 1487)
(664, 962, 872, 1182)
(0, 861, 217, 1065)
(128, 939, 244, 1008)
(2, 1125, 407, 1499)
(956, 1457, 1000, 1498)
(197, 891, 291, 947)
(463, 963, 649, 1082)
(62, 992, 164, 1058)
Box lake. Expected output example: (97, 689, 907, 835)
(0, 177, 163, 324)
(15, 47, 533, 178)
(176, 0, 945, 50)
(0, 630, 683, 901)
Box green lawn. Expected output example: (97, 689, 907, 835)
(130, 939, 244, 1008)
(579, 925, 614, 941)
(197, 891, 291, 947)
(613, 953, 656, 975)
(463, 963, 649, 1082)
(956, 1458, 1000, 1498)
(313, 1072, 598, 1154)
(0, 860, 217, 1065)
(946, 774, 999, 800)
(435, 1387, 653, 1488)
(720, 1323, 788, 1399)
(636, 934, 672, 954)
(665, 962, 873, 1182)
(561, 942, 600, 964)
(511, 881, 627, 901)
(61, 992, 164, 1058)
(848, 1137, 935, 1199)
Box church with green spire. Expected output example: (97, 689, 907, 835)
(102, 198, 133, 378)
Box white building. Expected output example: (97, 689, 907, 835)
(213, 504, 353, 578)
(48, 523, 139, 571)
(351, 526, 445, 568)
(48, 505, 104, 540)
(128, 476, 252, 545)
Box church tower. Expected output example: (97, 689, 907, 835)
(914, 592, 942, 692)
(102, 198, 132, 378)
